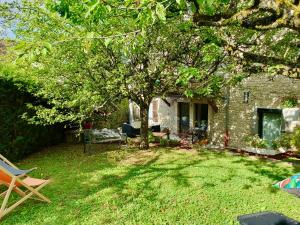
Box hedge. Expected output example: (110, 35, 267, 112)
(0, 78, 64, 161)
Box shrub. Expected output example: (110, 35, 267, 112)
(291, 127, 300, 151)
(158, 138, 180, 147)
(169, 139, 180, 147)
(148, 131, 157, 143)
(244, 134, 268, 149)
(270, 140, 279, 150)
(0, 78, 64, 161)
(272, 133, 292, 150)
(159, 138, 169, 147)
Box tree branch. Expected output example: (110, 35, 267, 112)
(192, 0, 300, 31)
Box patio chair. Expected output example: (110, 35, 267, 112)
(0, 154, 51, 219)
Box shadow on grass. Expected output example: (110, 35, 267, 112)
(88, 153, 206, 207)
(3, 144, 299, 224)
(195, 148, 299, 195)
(233, 157, 296, 181)
(200, 149, 299, 182)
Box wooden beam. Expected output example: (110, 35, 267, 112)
(162, 98, 171, 107)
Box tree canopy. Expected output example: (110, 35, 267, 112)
(0, 0, 299, 148)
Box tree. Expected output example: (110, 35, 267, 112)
(1, 0, 299, 78)
(109, 22, 225, 148)
(112, 23, 189, 149)
(189, 0, 300, 78)
(1, 0, 298, 149)
(0, 0, 227, 149)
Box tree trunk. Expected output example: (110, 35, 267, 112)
(139, 103, 149, 149)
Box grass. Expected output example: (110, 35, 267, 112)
(2, 144, 300, 225)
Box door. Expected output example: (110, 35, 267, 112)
(178, 102, 190, 133)
(258, 109, 282, 146)
(262, 113, 282, 144)
(194, 104, 208, 128)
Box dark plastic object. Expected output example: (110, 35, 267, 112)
(151, 125, 161, 132)
(122, 123, 140, 138)
(238, 212, 300, 225)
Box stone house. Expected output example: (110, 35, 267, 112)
(129, 74, 300, 149)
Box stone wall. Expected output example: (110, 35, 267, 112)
(128, 75, 300, 148)
(211, 74, 300, 148)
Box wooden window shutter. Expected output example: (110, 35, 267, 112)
(133, 104, 140, 121)
(152, 100, 158, 122)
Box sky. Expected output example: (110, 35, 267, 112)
(0, 28, 15, 39)
(0, 0, 17, 39)
(0, 0, 15, 2)
(0, 22, 16, 39)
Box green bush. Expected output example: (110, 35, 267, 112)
(272, 133, 292, 150)
(159, 138, 169, 147)
(291, 127, 300, 151)
(159, 138, 180, 147)
(0, 78, 64, 161)
(244, 134, 268, 149)
(148, 131, 157, 143)
(169, 139, 180, 147)
(270, 140, 279, 150)
(282, 97, 298, 108)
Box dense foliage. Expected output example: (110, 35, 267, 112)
(0, 0, 299, 149)
(0, 76, 63, 161)
(291, 127, 300, 151)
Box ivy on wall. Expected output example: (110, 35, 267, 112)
(281, 97, 298, 108)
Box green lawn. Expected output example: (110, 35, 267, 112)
(2, 144, 300, 225)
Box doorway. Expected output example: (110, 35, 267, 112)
(194, 103, 208, 128)
(178, 102, 190, 133)
(258, 108, 283, 146)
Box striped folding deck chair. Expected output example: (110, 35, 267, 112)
(0, 154, 51, 219)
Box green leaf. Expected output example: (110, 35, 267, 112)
(155, 3, 166, 21)
(106, 5, 112, 12)
(86, 32, 95, 39)
(14, 42, 27, 50)
(44, 42, 52, 51)
(85, 0, 100, 18)
(176, 0, 186, 8)
(104, 38, 112, 47)
(41, 48, 48, 56)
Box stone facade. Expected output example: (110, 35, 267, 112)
(211, 74, 300, 148)
(129, 74, 300, 149)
